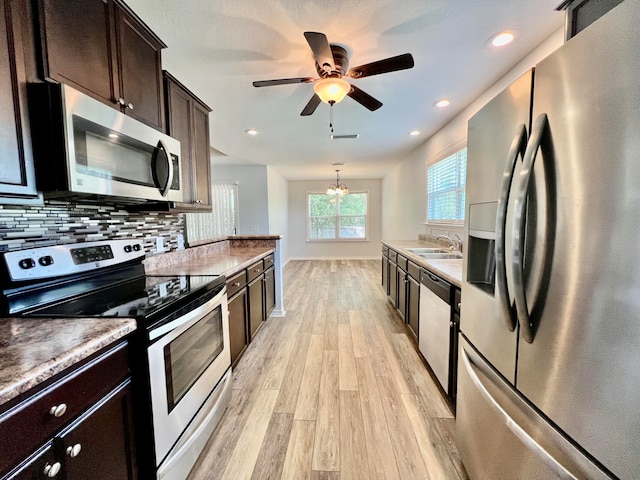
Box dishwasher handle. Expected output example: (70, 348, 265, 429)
(420, 269, 452, 304)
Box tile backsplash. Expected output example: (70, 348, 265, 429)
(0, 201, 184, 254)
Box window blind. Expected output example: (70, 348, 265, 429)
(427, 148, 467, 224)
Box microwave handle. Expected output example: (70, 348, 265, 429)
(154, 140, 173, 197)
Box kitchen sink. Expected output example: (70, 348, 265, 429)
(406, 247, 450, 254)
(418, 253, 462, 260)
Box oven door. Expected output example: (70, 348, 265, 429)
(147, 286, 230, 466)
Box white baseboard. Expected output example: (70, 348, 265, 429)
(270, 309, 286, 317)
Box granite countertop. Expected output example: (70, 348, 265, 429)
(145, 246, 275, 277)
(0, 318, 136, 407)
(382, 240, 462, 287)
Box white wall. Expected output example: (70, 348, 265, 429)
(267, 166, 289, 265)
(211, 165, 269, 234)
(288, 179, 382, 259)
(382, 28, 565, 241)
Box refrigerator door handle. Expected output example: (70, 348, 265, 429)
(460, 343, 579, 479)
(495, 124, 528, 332)
(512, 113, 548, 343)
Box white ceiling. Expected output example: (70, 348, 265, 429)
(126, 0, 564, 180)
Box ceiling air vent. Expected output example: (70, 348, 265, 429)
(330, 134, 359, 140)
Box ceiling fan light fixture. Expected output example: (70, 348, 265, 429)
(314, 78, 351, 104)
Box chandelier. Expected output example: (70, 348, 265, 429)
(326, 169, 349, 195)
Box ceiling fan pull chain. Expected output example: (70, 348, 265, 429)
(329, 100, 335, 133)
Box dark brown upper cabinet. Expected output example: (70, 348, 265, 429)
(0, 0, 41, 204)
(164, 71, 212, 211)
(36, 0, 166, 131)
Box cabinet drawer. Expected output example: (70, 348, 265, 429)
(408, 261, 421, 281)
(0, 342, 129, 477)
(247, 260, 264, 282)
(263, 253, 274, 269)
(397, 255, 408, 272)
(226, 270, 247, 298)
(382, 246, 389, 257)
(388, 250, 398, 263)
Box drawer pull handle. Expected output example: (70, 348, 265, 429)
(232, 282, 241, 287)
(458, 302, 461, 310)
(49, 403, 67, 418)
(66, 443, 82, 458)
(254, 268, 261, 272)
(43, 462, 61, 478)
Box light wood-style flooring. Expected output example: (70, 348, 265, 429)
(188, 259, 469, 480)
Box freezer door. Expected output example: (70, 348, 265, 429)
(515, 1, 640, 478)
(461, 70, 532, 382)
(456, 336, 611, 480)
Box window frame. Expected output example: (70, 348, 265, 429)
(425, 142, 467, 226)
(306, 190, 370, 242)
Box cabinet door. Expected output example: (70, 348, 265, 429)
(388, 261, 398, 307)
(164, 76, 194, 202)
(381, 256, 389, 294)
(263, 266, 275, 318)
(0, 0, 39, 202)
(191, 101, 212, 209)
(58, 381, 136, 480)
(248, 276, 264, 340)
(113, 3, 164, 130)
(37, 0, 117, 106)
(5, 443, 56, 480)
(228, 289, 248, 367)
(397, 270, 407, 321)
(407, 275, 420, 337)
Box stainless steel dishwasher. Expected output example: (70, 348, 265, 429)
(418, 269, 453, 394)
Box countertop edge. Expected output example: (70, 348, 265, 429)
(0, 318, 137, 407)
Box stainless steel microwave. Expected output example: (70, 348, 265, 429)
(28, 83, 183, 205)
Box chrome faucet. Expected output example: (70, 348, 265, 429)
(437, 234, 463, 253)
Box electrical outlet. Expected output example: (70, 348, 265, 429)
(177, 234, 184, 250)
(156, 236, 165, 253)
(250, 224, 259, 231)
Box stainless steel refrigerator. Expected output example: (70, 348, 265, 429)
(457, 1, 640, 478)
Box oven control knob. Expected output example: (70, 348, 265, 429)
(39, 256, 54, 266)
(133, 244, 141, 251)
(124, 245, 132, 253)
(18, 258, 35, 269)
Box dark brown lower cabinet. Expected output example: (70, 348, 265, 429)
(389, 259, 398, 307)
(397, 269, 407, 321)
(57, 381, 136, 480)
(248, 276, 264, 340)
(264, 266, 275, 317)
(382, 255, 389, 295)
(8, 443, 55, 480)
(407, 275, 420, 337)
(228, 289, 248, 367)
(0, 342, 136, 480)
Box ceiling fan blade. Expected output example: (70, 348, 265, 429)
(347, 84, 383, 111)
(300, 94, 322, 116)
(304, 32, 335, 73)
(347, 53, 414, 79)
(253, 77, 315, 87)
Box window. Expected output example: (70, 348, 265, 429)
(308, 191, 368, 241)
(427, 148, 467, 224)
(186, 183, 238, 242)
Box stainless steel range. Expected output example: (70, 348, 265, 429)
(1, 240, 231, 479)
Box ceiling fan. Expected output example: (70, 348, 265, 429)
(252, 32, 415, 116)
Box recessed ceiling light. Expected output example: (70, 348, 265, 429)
(490, 31, 515, 47)
(434, 99, 450, 108)
(245, 129, 258, 136)
(108, 133, 119, 139)
(409, 130, 421, 136)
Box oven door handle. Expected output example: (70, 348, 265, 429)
(149, 286, 226, 342)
